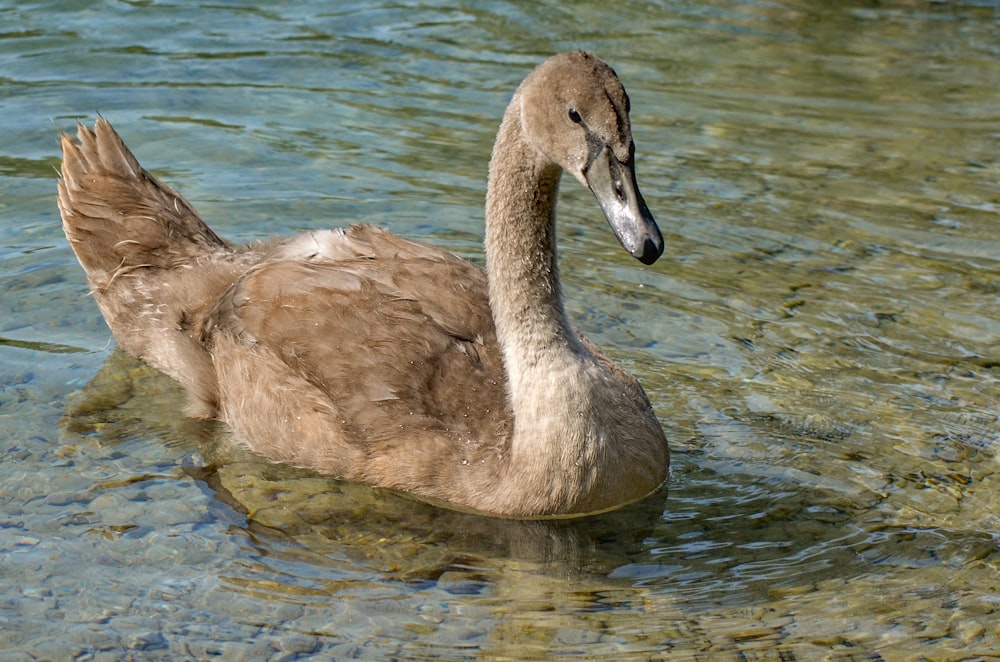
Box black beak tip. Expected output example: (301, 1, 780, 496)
(635, 236, 663, 265)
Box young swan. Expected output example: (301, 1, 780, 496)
(58, 51, 670, 518)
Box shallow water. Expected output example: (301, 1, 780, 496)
(2, 0, 999, 658)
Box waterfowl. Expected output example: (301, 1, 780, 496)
(57, 51, 669, 518)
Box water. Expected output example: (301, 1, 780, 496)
(2, 0, 999, 658)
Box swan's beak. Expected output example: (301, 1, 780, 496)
(583, 145, 664, 265)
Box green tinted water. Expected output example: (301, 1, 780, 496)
(2, 0, 998, 658)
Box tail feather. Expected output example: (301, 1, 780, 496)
(57, 119, 247, 417)
(58, 118, 231, 287)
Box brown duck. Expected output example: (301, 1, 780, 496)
(57, 51, 670, 518)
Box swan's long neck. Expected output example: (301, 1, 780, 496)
(484, 93, 608, 512)
(484, 96, 583, 373)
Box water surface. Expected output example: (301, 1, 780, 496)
(1, 0, 999, 658)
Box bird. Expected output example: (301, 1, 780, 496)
(57, 51, 670, 518)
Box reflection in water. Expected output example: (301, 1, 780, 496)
(3, 0, 999, 658)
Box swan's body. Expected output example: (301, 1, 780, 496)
(58, 52, 669, 518)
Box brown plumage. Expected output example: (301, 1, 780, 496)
(57, 51, 670, 518)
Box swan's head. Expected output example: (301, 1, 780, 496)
(519, 51, 664, 265)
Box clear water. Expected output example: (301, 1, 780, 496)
(2, 0, 999, 658)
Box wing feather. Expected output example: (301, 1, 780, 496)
(205, 225, 510, 458)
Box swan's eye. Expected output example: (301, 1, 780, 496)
(568, 108, 582, 124)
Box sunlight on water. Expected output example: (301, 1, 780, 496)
(1, 0, 998, 658)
